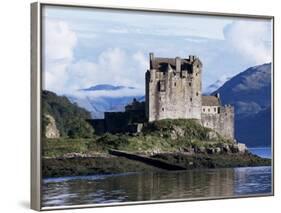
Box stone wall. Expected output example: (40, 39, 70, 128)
(89, 101, 146, 134)
(201, 106, 234, 140)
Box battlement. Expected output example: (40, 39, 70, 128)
(149, 52, 202, 74)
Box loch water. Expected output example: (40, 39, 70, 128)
(42, 148, 272, 207)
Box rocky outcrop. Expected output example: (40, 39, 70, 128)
(45, 114, 60, 138)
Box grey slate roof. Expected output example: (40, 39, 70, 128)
(202, 96, 220, 106)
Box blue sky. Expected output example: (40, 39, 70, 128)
(42, 5, 272, 96)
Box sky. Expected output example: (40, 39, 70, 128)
(42, 5, 273, 97)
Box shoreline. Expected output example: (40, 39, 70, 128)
(42, 152, 271, 178)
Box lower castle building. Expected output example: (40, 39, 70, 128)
(201, 94, 234, 140)
(90, 53, 234, 140)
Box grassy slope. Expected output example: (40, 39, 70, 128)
(43, 119, 232, 157)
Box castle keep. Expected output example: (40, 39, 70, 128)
(146, 53, 234, 140)
(90, 53, 235, 140)
(146, 53, 202, 121)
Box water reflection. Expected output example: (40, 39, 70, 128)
(42, 166, 272, 207)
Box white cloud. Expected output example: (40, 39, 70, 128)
(67, 48, 148, 94)
(42, 19, 147, 96)
(223, 20, 272, 65)
(43, 8, 272, 97)
(42, 19, 77, 93)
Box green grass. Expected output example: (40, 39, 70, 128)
(42, 138, 102, 158)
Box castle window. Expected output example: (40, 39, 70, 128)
(159, 80, 165, 92)
(174, 82, 176, 87)
(203, 108, 205, 112)
(214, 108, 216, 112)
(189, 82, 192, 86)
(162, 107, 164, 111)
(196, 92, 199, 96)
(190, 98, 192, 102)
(208, 108, 210, 112)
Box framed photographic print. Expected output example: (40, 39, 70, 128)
(31, 1, 274, 211)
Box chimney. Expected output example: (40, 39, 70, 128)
(175, 57, 181, 72)
(189, 55, 195, 62)
(149, 53, 154, 69)
(215, 93, 220, 99)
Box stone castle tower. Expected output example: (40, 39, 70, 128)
(145, 53, 234, 140)
(145, 53, 202, 122)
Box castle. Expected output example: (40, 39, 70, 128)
(146, 53, 234, 139)
(90, 53, 234, 140)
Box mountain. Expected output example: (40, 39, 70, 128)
(42, 90, 94, 138)
(204, 76, 231, 95)
(212, 63, 271, 116)
(235, 107, 271, 147)
(212, 63, 272, 147)
(68, 84, 145, 119)
(82, 84, 136, 91)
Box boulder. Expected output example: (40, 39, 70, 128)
(215, 147, 221, 153)
(207, 148, 215, 154)
(198, 146, 206, 153)
(183, 146, 194, 153)
(171, 126, 185, 140)
(222, 144, 230, 153)
(207, 131, 219, 140)
(237, 143, 247, 153)
(230, 144, 239, 153)
(45, 114, 60, 138)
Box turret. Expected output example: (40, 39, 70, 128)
(149, 52, 154, 69)
(175, 57, 181, 72)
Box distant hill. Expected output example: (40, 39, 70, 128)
(42, 90, 94, 138)
(212, 63, 272, 147)
(68, 95, 144, 119)
(68, 84, 145, 118)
